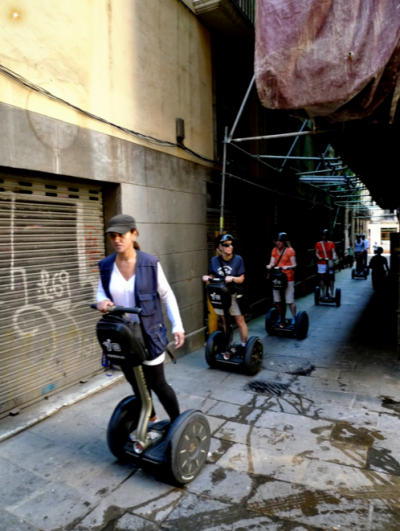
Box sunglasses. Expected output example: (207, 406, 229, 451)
(221, 243, 233, 248)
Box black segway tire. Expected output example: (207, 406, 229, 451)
(205, 331, 224, 368)
(295, 311, 309, 340)
(335, 288, 341, 308)
(351, 269, 355, 279)
(243, 336, 263, 376)
(265, 307, 279, 335)
(165, 411, 211, 485)
(314, 286, 320, 306)
(107, 395, 140, 461)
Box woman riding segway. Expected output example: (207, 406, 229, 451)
(314, 229, 341, 306)
(202, 234, 248, 350)
(202, 234, 263, 374)
(95, 214, 210, 483)
(266, 232, 297, 328)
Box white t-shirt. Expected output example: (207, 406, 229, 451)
(363, 238, 369, 251)
(97, 262, 184, 365)
(354, 241, 365, 252)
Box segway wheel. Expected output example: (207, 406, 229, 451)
(243, 337, 263, 376)
(351, 269, 355, 279)
(314, 286, 320, 306)
(265, 307, 279, 335)
(295, 311, 309, 340)
(205, 331, 224, 368)
(166, 411, 210, 485)
(107, 396, 140, 461)
(335, 288, 341, 308)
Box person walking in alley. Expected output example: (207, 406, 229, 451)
(315, 229, 337, 299)
(202, 234, 248, 350)
(369, 246, 389, 292)
(266, 232, 297, 328)
(96, 214, 184, 423)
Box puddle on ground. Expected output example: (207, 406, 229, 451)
(330, 421, 384, 447)
(380, 396, 400, 414)
(367, 446, 400, 476)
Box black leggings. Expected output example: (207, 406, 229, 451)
(121, 362, 180, 422)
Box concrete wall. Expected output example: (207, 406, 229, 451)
(0, 0, 213, 164)
(0, 0, 214, 354)
(0, 100, 210, 353)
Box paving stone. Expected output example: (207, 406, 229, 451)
(209, 386, 255, 406)
(370, 503, 400, 531)
(0, 456, 50, 509)
(313, 405, 379, 427)
(187, 464, 254, 504)
(378, 412, 400, 432)
(162, 492, 286, 531)
(175, 391, 217, 414)
(255, 411, 333, 436)
(206, 401, 262, 424)
(75, 469, 178, 530)
(206, 415, 226, 435)
(215, 421, 290, 454)
(7, 480, 94, 531)
(217, 442, 311, 482)
(207, 437, 233, 464)
(247, 479, 371, 531)
(0, 509, 40, 531)
(301, 459, 400, 506)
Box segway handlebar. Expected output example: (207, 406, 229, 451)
(90, 304, 143, 314)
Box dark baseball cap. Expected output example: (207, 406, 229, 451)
(105, 214, 137, 234)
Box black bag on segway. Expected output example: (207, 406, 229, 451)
(270, 269, 288, 291)
(269, 247, 288, 291)
(207, 280, 232, 311)
(95, 314, 148, 368)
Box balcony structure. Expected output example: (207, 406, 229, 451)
(193, 0, 255, 38)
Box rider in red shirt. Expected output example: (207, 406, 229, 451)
(315, 229, 337, 299)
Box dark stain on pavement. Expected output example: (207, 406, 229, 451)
(330, 421, 384, 447)
(381, 396, 400, 414)
(367, 446, 400, 476)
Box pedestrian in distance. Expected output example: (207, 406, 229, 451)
(266, 232, 297, 328)
(369, 246, 389, 292)
(315, 229, 337, 299)
(202, 234, 248, 351)
(96, 214, 184, 423)
(373, 242, 379, 254)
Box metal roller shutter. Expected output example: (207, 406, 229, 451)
(0, 174, 105, 417)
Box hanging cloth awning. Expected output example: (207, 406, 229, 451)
(254, 0, 400, 122)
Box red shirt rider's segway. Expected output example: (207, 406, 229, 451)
(265, 267, 309, 340)
(352, 252, 368, 279)
(92, 304, 210, 486)
(205, 278, 263, 375)
(314, 259, 341, 307)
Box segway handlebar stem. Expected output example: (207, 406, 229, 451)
(90, 304, 143, 315)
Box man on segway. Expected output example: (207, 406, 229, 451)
(315, 229, 337, 299)
(354, 234, 365, 274)
(202, 234, 248, 350)
(361, 233, 370, 267)
(266, 232, 297, 328)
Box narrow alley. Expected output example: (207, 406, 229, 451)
(1, 264, 399, 531)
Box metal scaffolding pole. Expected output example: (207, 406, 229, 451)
(231, 129, 333, 143)
(258, 155, 340, 161)
(220, 126, 228, 234)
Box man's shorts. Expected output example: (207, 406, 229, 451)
(214, 295, 241, 316)
(273, 281, 295, 304)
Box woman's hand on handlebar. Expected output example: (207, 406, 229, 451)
(202, 275, 210, 282)
(97, 299, 114, 313)
(174, 332, 185, 349)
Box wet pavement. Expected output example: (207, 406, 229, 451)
(1, 266, 400, 530)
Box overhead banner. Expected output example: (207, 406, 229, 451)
(255, 0, 400, 122)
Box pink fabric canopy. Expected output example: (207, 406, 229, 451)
(255, 0, 400, 122)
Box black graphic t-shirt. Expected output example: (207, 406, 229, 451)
(209, 255, 246, 294)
